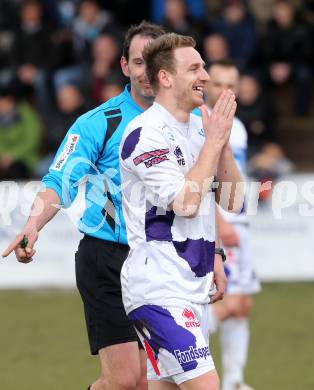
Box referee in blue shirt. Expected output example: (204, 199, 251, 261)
(3, 21, 165, 390)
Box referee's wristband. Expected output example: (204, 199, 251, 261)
(214, 247, 226, 262)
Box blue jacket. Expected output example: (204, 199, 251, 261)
(42, 85, 143, 244)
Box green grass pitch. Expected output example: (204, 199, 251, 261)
(0, 283, 313, 389)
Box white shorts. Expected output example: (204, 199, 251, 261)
(224, 223, 261, 295)
(128, 303, 215, 385)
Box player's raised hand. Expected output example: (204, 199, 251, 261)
(2, 226, 38, 264)
(199, 89, 236, 149)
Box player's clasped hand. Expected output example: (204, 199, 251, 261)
(2, 228, 38, 263)
(199, 89, 237, 149)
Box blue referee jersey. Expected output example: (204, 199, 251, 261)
(42, 84, 144, 244)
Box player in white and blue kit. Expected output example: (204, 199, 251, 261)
(206, 60, 261, 390)
(119, 34, 244, 389)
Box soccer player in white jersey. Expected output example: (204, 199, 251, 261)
(119, 33, 244, 390)
(206, 60, 261, 390)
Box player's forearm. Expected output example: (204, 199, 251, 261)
(215, 206, 222, 247)
(216, 205, 225, 236)
(25, 188, 61, 232)
(173, 140, 222, 217)
(216, 144, 244, 213)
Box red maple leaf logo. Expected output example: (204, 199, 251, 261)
(182, 308, 196, 321)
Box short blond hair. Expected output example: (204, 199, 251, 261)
(143, 33, 196, 92)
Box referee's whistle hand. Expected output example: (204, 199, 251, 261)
(2, 229, 38, 264)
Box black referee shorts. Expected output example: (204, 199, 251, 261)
(75, 235, 139, 355)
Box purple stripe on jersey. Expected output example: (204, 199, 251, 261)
(121, 127, 142, 160)
(145, 206, 175, 242)
(129, 304, 199, 372)
(173, 238, 215, 277)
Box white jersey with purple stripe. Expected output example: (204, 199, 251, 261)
(119, 102, 216, 314)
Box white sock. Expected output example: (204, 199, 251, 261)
(207, 304, 219, 334)
(220, 318, 249, 390)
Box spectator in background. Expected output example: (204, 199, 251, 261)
(57, 31, 124, 105)
(237, 74, 274, 156)
(151, 0, 205, 23)
(36, 83, 88, 177)
(51, 25, 80, 90)
(203, 33, 229, 65)
(72, 0, 113, 62)
(99, 75, 124, 103)
(0, 29, 15, 87)
(248, 142, 294, 203)
(263, 0, 312, 115)
(52, 3, 122, 94)
(82, 32, 123, 104)
(0, 85, 41, 179)
(46, 0, 79, 28)
(12, 0, 53, 115)
(45, 83, 88, 152)
(161, 0, 206, 51)
(211, 0, 258, 72)
(248, 142, 294, 181)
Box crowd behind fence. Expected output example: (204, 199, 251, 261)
(0, 0, 313, 181)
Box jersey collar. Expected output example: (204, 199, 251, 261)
(153, 102, 190, 136)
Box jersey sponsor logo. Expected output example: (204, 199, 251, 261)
(144, 155, 168, 168)
(52, 134, 80, 171)
(182, 308, 200, 328)
(174, 345, 210, 364)
(174, 146, 185, 166)
(133, 149, 169, 168)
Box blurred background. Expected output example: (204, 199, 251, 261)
(0, 0, 313, 389)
